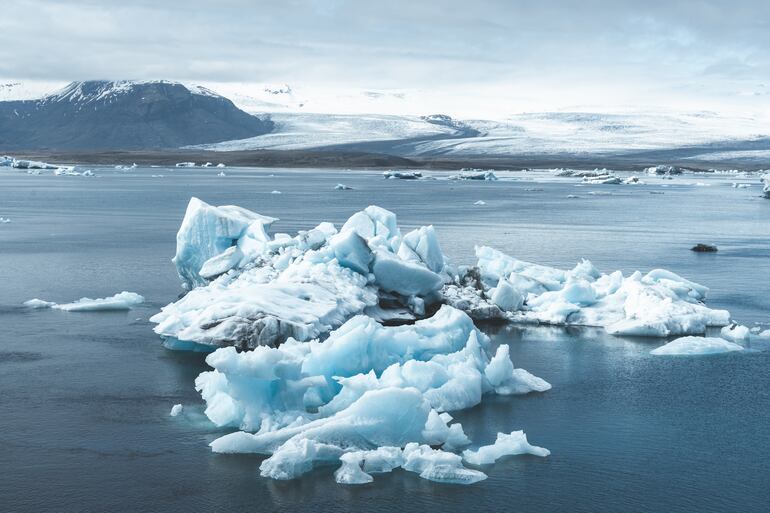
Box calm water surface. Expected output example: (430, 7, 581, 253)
(1, 166, 768, 512)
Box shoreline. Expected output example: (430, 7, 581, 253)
(3, 148, 762, 172)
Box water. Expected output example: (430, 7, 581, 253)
(1, 166, 768, 512)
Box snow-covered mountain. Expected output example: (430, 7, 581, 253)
(0, 80, 272, 150)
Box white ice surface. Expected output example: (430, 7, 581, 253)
(650, 336, 744, 355)
(25, 292, 144, 311)
(462, 431, 550, 465)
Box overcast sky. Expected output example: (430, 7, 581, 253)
(1, 0, 769, 111)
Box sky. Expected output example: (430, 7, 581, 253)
(1, 0, 769, 114)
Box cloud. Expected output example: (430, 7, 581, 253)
(1, 0, 769, 109)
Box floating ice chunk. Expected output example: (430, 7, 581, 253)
(448, 171, 498, 181)
(0, 155, 13, 166)
(170, 404, 183, 416)
(402, 443, 487, 484)
(474, 200, 486, 205)
(335, 452, 374, 484)
(762, 173, 770, 199)
(582, 173, 621, 185)
(202, 162, 213, 167)
(216, 163, 226, 168)
(650, 336, 744, 356)
(462, 431, 549, 465)
(0, 217, 10, 223)
(175, 162, 196, 167)
(23, 298, 56, 309)
(646, 165, 684, 175)
(271, 190, 282, 194)
(11, 159, 58, 169)
(334, 183, 353, 190)
(173, 197, 278, 289)
(341, 205, 400, 243)
(383, 170, 422, 179)
(52, 292, 144, 311)
(217, 171, 226, 177)
(720, 323, 751, 343)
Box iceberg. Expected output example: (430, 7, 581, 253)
(444, 246, 730, 337)
(650, 336, 744, 355)
(762, 172, 769, 199)
(199, 305, 548, 484)
(152, 200, 454, 349)
(720, 323, 751, 343)
(448, 170, 498, 181)
(23, 298, 56, 309)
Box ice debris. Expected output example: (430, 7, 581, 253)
(462, 430, 550, 465)
(383, 170, 422, 180)
(170, 404, 183, 416)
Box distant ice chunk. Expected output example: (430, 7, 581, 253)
(216, 163, 226, 168)
(462, 431, 550, 465)
(334, 183, 353, 190)
(53, 292, 144, 311)
(175, 162, 196, 167)
(23, 298, 56, 309)
(474, 200, 486, 205)
(0, 217, 10, 223)
(448, 170, 498, 181)
(762, 173, 770, 199)
(650, 336, 744, 355)
(271, 190, 282, 194)
(645, 165, 685, 175)
(170, 404, 183, 416)
(720, 323, 751, 343)
(383, 170, 422, 180)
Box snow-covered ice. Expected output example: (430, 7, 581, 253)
(650, 336, 744, 355)
(720, 323, 751, 343)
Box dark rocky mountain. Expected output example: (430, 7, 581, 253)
(0, 80, 273, 150)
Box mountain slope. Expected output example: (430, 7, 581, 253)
(0, 80, 273, 150)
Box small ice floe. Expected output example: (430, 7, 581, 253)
(115, 163, 138, 170)
(582, 173, 621, 185)
(202, 162, 213, 167)
(566, 194, 579, 199)
(650, 336, 744, 356)
(334, 183, 353, 190)
(0, 217, 10, 223)
(588, 191, 613, 195)
(474, 200, 486, 205)
(462, 431, 550, 465)
(170, 404, 183, 417)
(383, 170, 422, 180)
(81, 170, 95, 177)
(24, 292, 144, 312)
(175, 162, 196, 167)
(217, 171, 226, 177)
(270, 190, 282, 194)
(623, 176, 644, 184)
(11, 159, 58, 170)
(216, 163, 226, 168)
(448, 170, 498, 181)
(732, 182, 751, 188)
(151, 174, 164, 178)
(23, 298, 56, 309)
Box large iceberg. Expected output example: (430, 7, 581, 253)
(444, 247, 730, 337)
(199, 305, 549, 484)
(152, 200, 449, 349)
